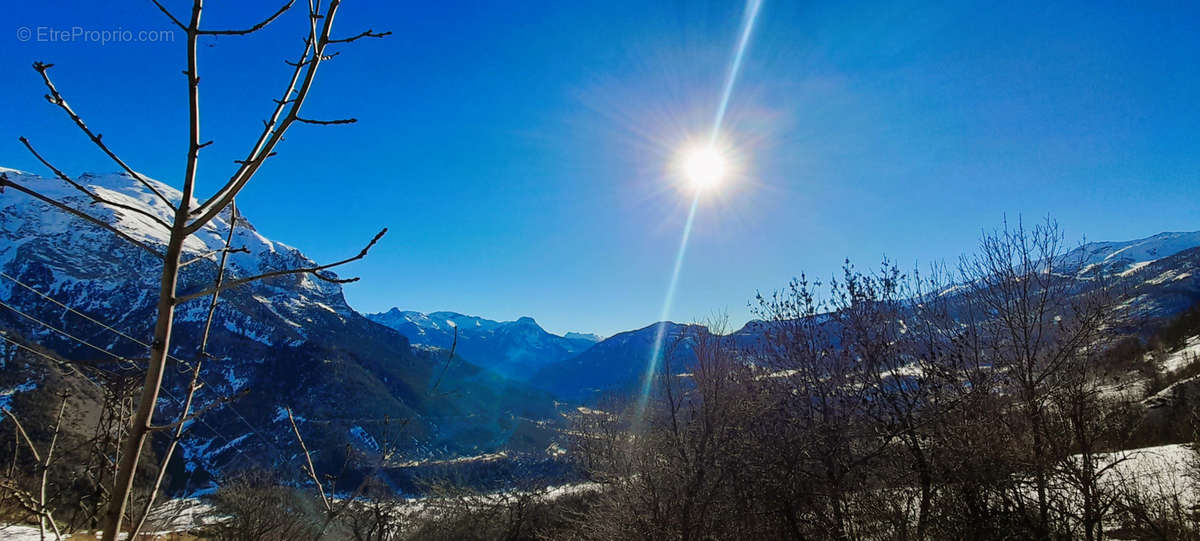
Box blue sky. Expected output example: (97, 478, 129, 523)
(3, 1, 1200, 336)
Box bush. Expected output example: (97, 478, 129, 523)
(201, 470, 324, 541)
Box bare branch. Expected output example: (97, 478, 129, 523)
(0, 479, 62, 540)
(429, 325, 459, 394)
(186, 37, 311, 227)
(187, 0, 355, 233)
(174, 227, 386, 304)
(284, 51, 339, 66)
(288, 407, 332, 512)
(325, 29, 391, 44)
(39, 394, 68, 540)
(1, 408, 41, 463)
(180, 245, 250, 268)
(0, 173, 164, 258)
(196, 0, 296, 35)
(147, 390, 248, 432)
(149, 0, 188, 31)
(19, 137, 172, 230)
(295, 116, 357, 125)
(32, 62, 176, 211)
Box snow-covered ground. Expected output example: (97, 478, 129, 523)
(1106, 443, 1194, 489)
(1162, 336, 1200, 373)
(0, 498, 214, 540)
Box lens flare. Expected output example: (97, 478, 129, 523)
(635, 0, 763, 427)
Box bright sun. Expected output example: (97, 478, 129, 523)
(680, 145, 729, 192)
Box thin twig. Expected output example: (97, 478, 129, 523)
(32, 62, 176, 211)
(288, 407, 332, 512)
(1, 408, 42, 463)
(174, 227, 386, 304)
(295, 116, 357, 125)
(148, 0, 188, 31)
(325, 29, 391, 44)
(146, 390, 247, 432)
(39, 394, 68, 541)
(197, 1, 295, 35)
(429, 325, 459, 394)
(18, 137, 172, 230)
(179, 245, 250, 268)
(0, 173, 163, 258)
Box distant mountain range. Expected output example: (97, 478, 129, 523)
(528, 321, 708, 403)
(2, 165, 1199, 487)
(525, 231, 1200, 403)
(366, 309, 600, 380)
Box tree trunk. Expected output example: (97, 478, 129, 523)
(102, 4, 201, 539)
(100, 231, 185, 540)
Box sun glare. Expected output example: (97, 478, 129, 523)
(680, 145, 729, 192)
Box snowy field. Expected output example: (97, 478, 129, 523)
(0, 498, 213, 540)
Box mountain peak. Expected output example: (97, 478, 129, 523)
(366, 309, 600, 380)
(1069, 230, 1200, 276)
(564, 331, 603, 344)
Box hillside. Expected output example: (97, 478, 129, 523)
(528, 233, 1200, 404)
(0, 167, 561, 492)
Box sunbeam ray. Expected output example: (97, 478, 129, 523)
(712, 0, 763, 144)
(635, 0, 763, 426)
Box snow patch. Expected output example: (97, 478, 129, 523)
(349, 425, 381, 453)
(224, 366, 247, 392)
(0, 379, 38, 411)
(1160, 336, 1200, 373)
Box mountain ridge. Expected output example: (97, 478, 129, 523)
(366, 308, 601, 380)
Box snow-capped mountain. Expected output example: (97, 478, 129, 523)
(366, 308, 599, 380)
(528, 232, 1200, 404)
(0, 167, 354, 348)
(0, 167, 560, 488)
(1068, 231, 1200, 276)
(564, 332, 604, 351)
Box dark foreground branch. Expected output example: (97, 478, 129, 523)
(0, 173, 163, 258)
(174, 227, 386, 304)
(198, 0, 295, 35)
(180, 246, 251, 268)
(19, 137, 172, 230)
(325, 29, 391, 44)
(148, 0, 187, 30)
(33, 62, 176, 211)
(295, 116, 357, 125)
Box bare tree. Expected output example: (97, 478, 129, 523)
(955, 217, 1130, 539)
(0, 393, 69, 540)
(752, 275, 888, 541)
(565, 321, 764, 541)
(2, 1, 390, 538)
